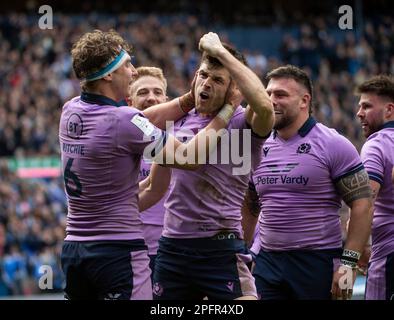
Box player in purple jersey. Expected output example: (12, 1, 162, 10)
(127, 66, 168, 111)
(244, 65, 372, 300)
(127, 66, 169, 279)
(152, 32, 274, 300)
(355, 75, 394, 300)
(59, 30, 239, 300)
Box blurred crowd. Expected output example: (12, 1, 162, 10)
(0, 160, 66, 295)
(279, 16, 394, 151)
(0, 11, 393, 295)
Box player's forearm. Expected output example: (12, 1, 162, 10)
(241, 203, 259, 246)
(189, 114, 230, 164)
(245, 105, 274, 137)
(160, 105, 234, 169)
(344, 198, 373, 254)
(216, 49, 273, 136)
(139, 176, 150, 192)
(138, 188, 165, 212)
(142, 96, 192, 130)
(241, 185, 260, 245)
(138, 164, 171, 212)
(162, 120, 225, 169)
(215, 48, 272, 117)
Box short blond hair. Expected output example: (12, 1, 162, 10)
(133, 66, 167, 92)
(71, 29, 132, 90)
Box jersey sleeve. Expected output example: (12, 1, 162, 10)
(230, 107, 267, 172)
(361, 139, 385, 186)
(116, 107, 167, 156)
(325, 133, 364, 182)
(230, 106, 270, 140)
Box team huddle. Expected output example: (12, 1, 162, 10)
(58, 29, 394, 300)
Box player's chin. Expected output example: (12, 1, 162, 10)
(362, 127, 371, 138)
(195, 102, 207, 112)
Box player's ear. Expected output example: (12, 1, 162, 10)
(385, 102, 394, 116)
(301, 93, 311, 110)
(103, 73, 113, 82)
(126, 95, 133, 106)
(165, 95, 169, 102)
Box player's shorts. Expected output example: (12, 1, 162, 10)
(142, 224, 163, 281)
(365, 251, 394, 300)
(153, 234, 257, 300)
(61, 240, 152, 300)
(253, 248, 342, 300)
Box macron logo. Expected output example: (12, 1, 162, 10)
(263, 147, 270, 157)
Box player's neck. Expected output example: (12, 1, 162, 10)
(197, 108, 220, 118)
(198, 111, 217, 118)
(277, 114, 309, 140)
(85, 87, 120, 103)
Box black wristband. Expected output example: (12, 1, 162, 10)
(340, 258, 357, 268)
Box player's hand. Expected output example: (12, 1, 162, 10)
(190, 71, 197, 102)
(331, 266, 356, 300)
(357, 245, 371, 275)
(199, 32, 225, 58)
(224, 79, 243, 108)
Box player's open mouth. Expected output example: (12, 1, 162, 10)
(199, 92, 210, 101)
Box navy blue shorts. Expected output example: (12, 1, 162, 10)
(152, 236, 257, 300)
(148, 254, 157, 282)
(61, 240, 152, 300)
(253, 248, 342, 300)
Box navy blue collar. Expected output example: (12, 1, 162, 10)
(298, 116, 317, 137)
(274, 116, 317, 139)
(382, 120, 394, 129)
(81, 92, 126, 107)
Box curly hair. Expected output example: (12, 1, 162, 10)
(71, 29, 132, 85)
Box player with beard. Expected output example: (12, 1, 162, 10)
(244, 65, 372, 300)
(60, 30, 239, 300)
(356, 75, 394, 300)
(152, 32, 274, 300)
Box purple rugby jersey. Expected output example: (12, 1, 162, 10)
(163, 106, 265, 239)
(252, 117, 364, 251)
(138, 159, 168, 255)
(360, 121, 394, 262)
(59, 93, 166, 241)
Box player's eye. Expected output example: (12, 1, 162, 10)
(137, 90, 148, 96)
(199, 71, 208, 79)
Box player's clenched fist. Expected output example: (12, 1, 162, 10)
(198, 32, 225, 57)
